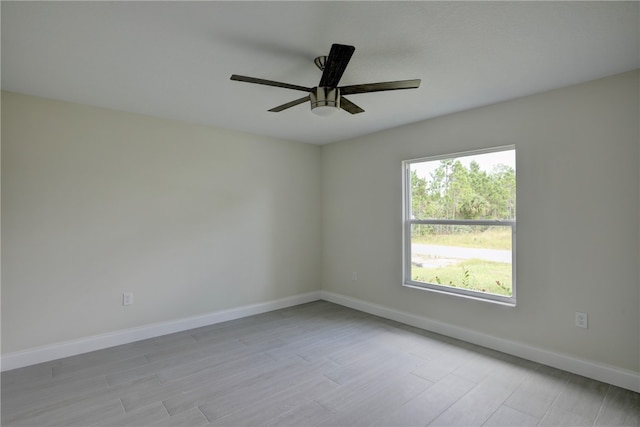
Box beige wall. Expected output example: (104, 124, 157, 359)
(321, 71, 639, 372)
(1, 92, 322, 353)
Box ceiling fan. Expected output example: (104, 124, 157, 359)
(230, 43, 421, 116)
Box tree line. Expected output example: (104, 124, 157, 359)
(411, 159, 516, 226)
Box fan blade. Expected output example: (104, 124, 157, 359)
(340, 79, 421, 95)
(340, 96, 365, 114)
(319, 44, 355, 88)
(230, 75, 312, 92)
(268, 96, 310, 112)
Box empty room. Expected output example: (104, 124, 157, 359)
(1, 2, 638, 426)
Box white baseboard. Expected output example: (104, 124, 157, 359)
(320, 291, 640, 393)
(1, 291, 321, 372)
(4, 289, 638, 393)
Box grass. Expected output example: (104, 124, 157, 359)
(411, 259, 512, 296)
(412, 228, 512, 250)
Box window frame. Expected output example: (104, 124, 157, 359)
(402, 146, 517, 306)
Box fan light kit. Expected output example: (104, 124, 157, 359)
(231, 43, 421, 116)
(310, 87, 340, 116)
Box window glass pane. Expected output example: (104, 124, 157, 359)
(410, 224, 513, 297)
(410, 150, 515, 221)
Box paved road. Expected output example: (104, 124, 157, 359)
(412, 244, 511, 263)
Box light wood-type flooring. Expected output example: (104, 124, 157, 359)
(2, 301, 638, 426)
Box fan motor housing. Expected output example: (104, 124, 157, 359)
(310, 86, 340, 110)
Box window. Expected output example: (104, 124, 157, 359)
(402, 146, 516, 305)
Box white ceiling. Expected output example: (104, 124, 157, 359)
(2, 1, 638, 145)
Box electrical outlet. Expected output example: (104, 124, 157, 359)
(123, 292, 134, 306)
(575, 312, 588, 328)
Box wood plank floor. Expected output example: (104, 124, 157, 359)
(2, 301, 638, 426)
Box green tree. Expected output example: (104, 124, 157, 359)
(410, 169, 428, 219)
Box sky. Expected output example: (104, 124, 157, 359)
(410, 148, 515, 181)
